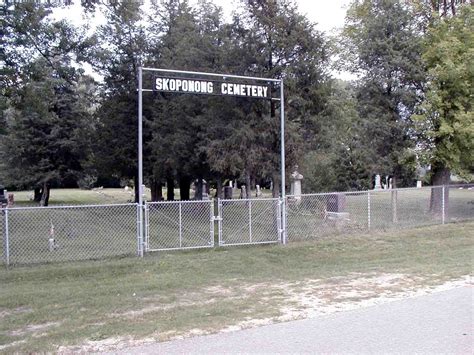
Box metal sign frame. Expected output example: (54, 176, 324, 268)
(137, 67, 287, 254)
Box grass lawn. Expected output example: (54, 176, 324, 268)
(9, 187, 275, 207)
(0, 222, 472, 353)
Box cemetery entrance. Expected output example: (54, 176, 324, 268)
(138, 68, 286, 252)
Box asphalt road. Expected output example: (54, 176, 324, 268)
(111, 286, 473, 354)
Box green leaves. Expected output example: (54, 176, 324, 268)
(416, 5, 474, 178)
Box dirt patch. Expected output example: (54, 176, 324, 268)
(57, 336, 158, 353)
(0, 340, 27, 351)
(0, 306, 32, 319)
(8, 321, 61, 337)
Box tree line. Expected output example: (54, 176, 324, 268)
(0, 0, 472, 206)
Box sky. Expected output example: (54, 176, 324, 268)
(56, 0, 352, 31)
(54, 0, 354, 79)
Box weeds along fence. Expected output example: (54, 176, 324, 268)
(1, 185, 473, 266)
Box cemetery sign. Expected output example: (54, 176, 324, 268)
(154, 77, 270, 98)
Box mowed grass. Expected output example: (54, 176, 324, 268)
(0, 222, 472, 353)
(10, 188, 138, 206)
(9, 187, 274, 207)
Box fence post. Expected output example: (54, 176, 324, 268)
(277, 198, 283, 244)
(209, 200, 214, 247)
(442, 185, 445, 225)
(179, 202, 183, 248)
(136, 204, 142, 257)
(248, 199, 252, 243)
(217, 199, 223, 246)
(367, 191, 371, 230)
(4, 208, 10, 266)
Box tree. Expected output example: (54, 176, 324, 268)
(341, 0, 426, 187)
(226, 0, 330, 196)
(414, 4, 473, 212)
(89, 1, 148, 202)
(0, 3, 95, 205)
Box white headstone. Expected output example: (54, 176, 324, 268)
(374, 175, 382, 190)
(256, 184, 262, 197)
(416, 180, 422, 188)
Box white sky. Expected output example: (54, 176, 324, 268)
(58, 0, 352, 31)
(54, 0, 354, 79)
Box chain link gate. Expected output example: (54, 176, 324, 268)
(145, 200, 214, 251)
(217, 198, 282, 246)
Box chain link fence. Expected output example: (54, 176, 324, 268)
(287, 184, 473, 241)
(218, 198, 281, 246)
(145, 200, 214, 251)
(1, 185, 473, 266)
(1, 204, 139, 266)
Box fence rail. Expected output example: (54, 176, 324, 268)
(1, 184, 473, 266)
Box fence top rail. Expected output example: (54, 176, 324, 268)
(146, 200, 214, 205)
(2, 203, 139, 211)
(219, 197, 281, 203)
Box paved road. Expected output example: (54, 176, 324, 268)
(112, 286, 473, 354)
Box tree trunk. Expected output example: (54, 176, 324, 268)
(430, 165, 450, 216)
(150, 179, 163, 202)
(245, 172, 251, 199)
(179, 176, 191, 201)
(40, 182, 50, 207)
(34, 187, 42, 202)
(216, 177, 223, 199)
(272, 173, 280, 198)
(133, 175, 140, 203)
(166, 177, 175, 201)
(195, 178, 203, 200)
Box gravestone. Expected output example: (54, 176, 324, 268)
(290, 166, 303, 202)
(255, 184, 262, 197)
(416, 180, 422, 188)
(240, 185, 247, 199)
(374, 175, 382, 190)
(224, 186, 233, 199)
(327, 194, 346, 212)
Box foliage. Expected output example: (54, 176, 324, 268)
(414, 5, 474, 179)
(0, 4, 95, 204)
(341, 0, 426, 186)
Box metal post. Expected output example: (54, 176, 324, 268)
(210, 200, 214, 247)
(280, 79, 287, 245)
(4, 208, 10, 266)
(367, 191, 371, 230)
(218, 199, 223, 246)
(138, 67, 144, 257)
(179, 202, 183, 248)
(248, 200, 252, 243)
(144, 203, 149, 252)
(277, 199, 283, 243)
(442, 185, 445, 225)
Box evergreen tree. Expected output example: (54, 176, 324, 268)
(0, 3, 95, 205)
(90, 1, 148, 202)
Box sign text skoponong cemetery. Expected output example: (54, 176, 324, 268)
(154, 77, 270, 99)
